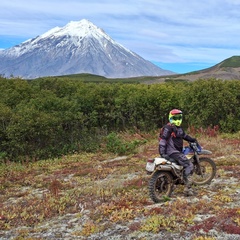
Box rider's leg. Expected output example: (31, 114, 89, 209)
(170, 152, 195, 196)
(183, 174, 195, 196)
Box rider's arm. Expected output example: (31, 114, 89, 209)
(159, 126, 172, 156)
(183, 132, 196, 143)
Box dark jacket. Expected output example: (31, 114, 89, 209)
(159, 123, 195, 156)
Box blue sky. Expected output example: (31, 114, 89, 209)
(1, 0, 240, 74)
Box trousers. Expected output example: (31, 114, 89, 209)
(170, 152, 193, 177)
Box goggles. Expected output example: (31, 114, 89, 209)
(172, 115, 182, 120)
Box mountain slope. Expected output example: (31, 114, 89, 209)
(183, 56, 240, 81)
(149, 56, 240, 83)
(0, 19, 173, 79)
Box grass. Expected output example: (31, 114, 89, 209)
(0, 130, 240, 239)
(219, 56, 240, 68)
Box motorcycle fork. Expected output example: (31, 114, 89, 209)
(194, 154, 203, 177)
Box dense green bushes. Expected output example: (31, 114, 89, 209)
(0, 77, 239, 161)
(183, 79, 240, 132)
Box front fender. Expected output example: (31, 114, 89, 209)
(199, 149, 212, 155)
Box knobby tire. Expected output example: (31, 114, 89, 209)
(192, 157, 216, 185)
(148, 171, 173, 203)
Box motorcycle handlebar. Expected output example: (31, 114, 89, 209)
(189, 142, 199, 151)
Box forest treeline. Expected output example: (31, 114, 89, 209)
(0, 77, 239, 161)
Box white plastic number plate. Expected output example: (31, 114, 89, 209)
(146, 162, 155, 172)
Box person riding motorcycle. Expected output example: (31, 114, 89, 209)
(159, 109, 197, 196)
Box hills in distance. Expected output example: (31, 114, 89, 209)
(44, 55, 240, 84)
(154, 55, 240, 83)
(0, 19, 174, 79)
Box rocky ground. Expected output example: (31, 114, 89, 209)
(0, 135, 240, 240)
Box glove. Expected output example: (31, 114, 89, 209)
(161, 154, 170, 160)
(190, 138, 197, 143)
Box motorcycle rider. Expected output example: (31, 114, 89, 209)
(159, 109, 197, 196)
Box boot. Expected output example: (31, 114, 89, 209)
(183, 175, 195, 196)
(183, 186, 195, 196)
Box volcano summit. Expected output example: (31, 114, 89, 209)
(0, 19, 173, 79)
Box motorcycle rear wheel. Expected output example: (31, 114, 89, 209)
(148, 171, 173, 203)
(192, 157, 216, 185)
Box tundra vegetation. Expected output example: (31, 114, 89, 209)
(0, 76, 240, 239)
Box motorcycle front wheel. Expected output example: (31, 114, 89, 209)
(192, 157, 216, 185)
(148, 171, 173, 203)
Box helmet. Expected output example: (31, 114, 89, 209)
(169, 109, 183, 126)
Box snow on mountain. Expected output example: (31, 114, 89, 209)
(0, 19, 174, 79)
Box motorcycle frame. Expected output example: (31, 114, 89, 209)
(155, 164, 182, 179)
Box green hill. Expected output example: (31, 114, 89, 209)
(34, 73, 159, 84)
(219, 55, 240, 68)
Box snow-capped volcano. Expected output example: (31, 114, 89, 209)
(0, 19, 173, 79)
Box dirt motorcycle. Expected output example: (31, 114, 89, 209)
(146, 142, 216, 203)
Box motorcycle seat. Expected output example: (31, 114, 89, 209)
(168, 158, 179, 165)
